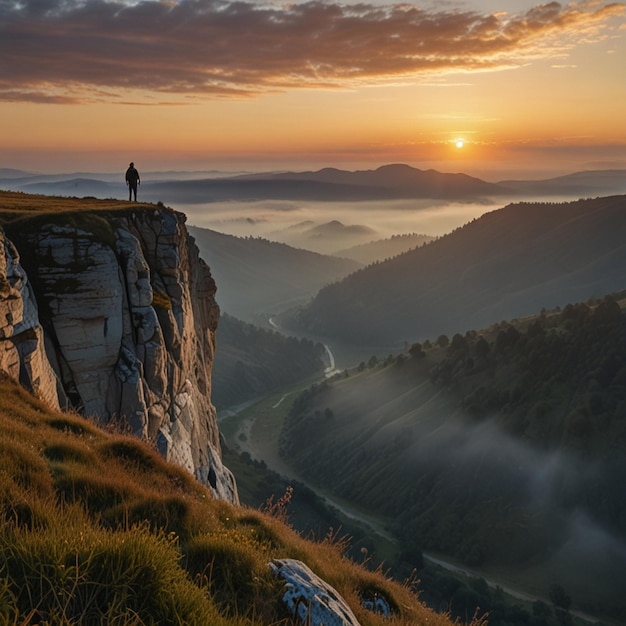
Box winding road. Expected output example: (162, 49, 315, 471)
(228, 401, 601, 623)
(232, 318, 601, 624)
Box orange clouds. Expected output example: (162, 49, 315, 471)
(1, 0, 623, 103)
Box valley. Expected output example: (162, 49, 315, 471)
(220, 302, 623, 623)
(1, 173, 625, 625)
(217, 342, 609, 626)
(203, 188, 626, 626)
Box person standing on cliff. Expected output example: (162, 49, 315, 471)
(125, 162, 140, 201)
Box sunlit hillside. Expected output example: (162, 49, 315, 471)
(0, 322, 461, 626)
(280, 294, 626, 624)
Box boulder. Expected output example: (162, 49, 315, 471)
(270, 558, 362, 626)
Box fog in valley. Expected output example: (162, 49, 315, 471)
(301, 372, 626, 606)
(180, 197, 507, 254)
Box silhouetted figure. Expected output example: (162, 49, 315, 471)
(125, 162, 140, 201)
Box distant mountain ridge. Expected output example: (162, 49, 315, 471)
(2, 165, 625, 203)
(224, 163, 509, 201)
(286, 195, 626, 345)
(0, 164, 508, 203)
(499, 168, 626, 196)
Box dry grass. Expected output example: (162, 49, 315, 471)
(0, 373, 474, 625)
(0, 190, 153, 224)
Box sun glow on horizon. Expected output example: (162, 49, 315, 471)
(455, 139, 465, 149)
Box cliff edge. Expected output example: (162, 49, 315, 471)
(0, 192, 237, 503)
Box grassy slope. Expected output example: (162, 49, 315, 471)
(0, 375, 465, 625)
(0, 190, 463, 625)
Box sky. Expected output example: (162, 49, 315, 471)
(1, 0, 626, 178)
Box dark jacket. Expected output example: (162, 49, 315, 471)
(125, 166, 140, 186)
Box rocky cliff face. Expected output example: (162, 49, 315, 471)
(0, 207, 237, 504)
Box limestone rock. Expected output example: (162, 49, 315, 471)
(7, 208, 237, 504)
(270, 558, 362, 626)
(0, 228, 60, 409)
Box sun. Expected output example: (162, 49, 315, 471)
(455, 139, 465, 149)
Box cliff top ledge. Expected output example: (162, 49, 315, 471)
(0, 189, 179, 226)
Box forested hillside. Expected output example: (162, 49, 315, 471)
(287, 195, 626, 346)
(212, 313, 326, 409)
(334, 233, 435, 265)
(189, 226, 360, 321)
(280, 294, 626, 622)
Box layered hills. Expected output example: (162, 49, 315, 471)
(280, 295, 626, 622)
(286, 195, 626, 346)
(2, 166, 625, 205)
(188, 225, 360, 321)
(0, 164, 507, 203)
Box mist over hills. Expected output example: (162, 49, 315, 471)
(279, 295, 626, 622)
(264, 220, 385, 256)
(286, 195, 626, 346)
(188, 225, 360, 321)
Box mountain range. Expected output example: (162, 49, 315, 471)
(0, 190, 458, 626)
(2, 164, 625, 204)
(2, 182, 625, 624)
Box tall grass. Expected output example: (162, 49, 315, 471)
(0, 369, 470, 625)
(0, 510, 224, 625)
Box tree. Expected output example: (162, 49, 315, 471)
(548, 584, 571, 612)
(409, 342, 425, 358)
(436, 334, 449, 348)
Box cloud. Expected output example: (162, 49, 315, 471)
(1, 0, 624, 102)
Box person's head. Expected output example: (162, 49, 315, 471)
(129, 162, 134, 167)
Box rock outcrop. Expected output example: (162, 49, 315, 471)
(0, 230, 61, 409)
(270, 558, 394, 625)
(0, 207, 237, 504)
(270, 559, 362, 626)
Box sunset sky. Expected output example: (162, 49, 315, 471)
(1, 0, 625, 178)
